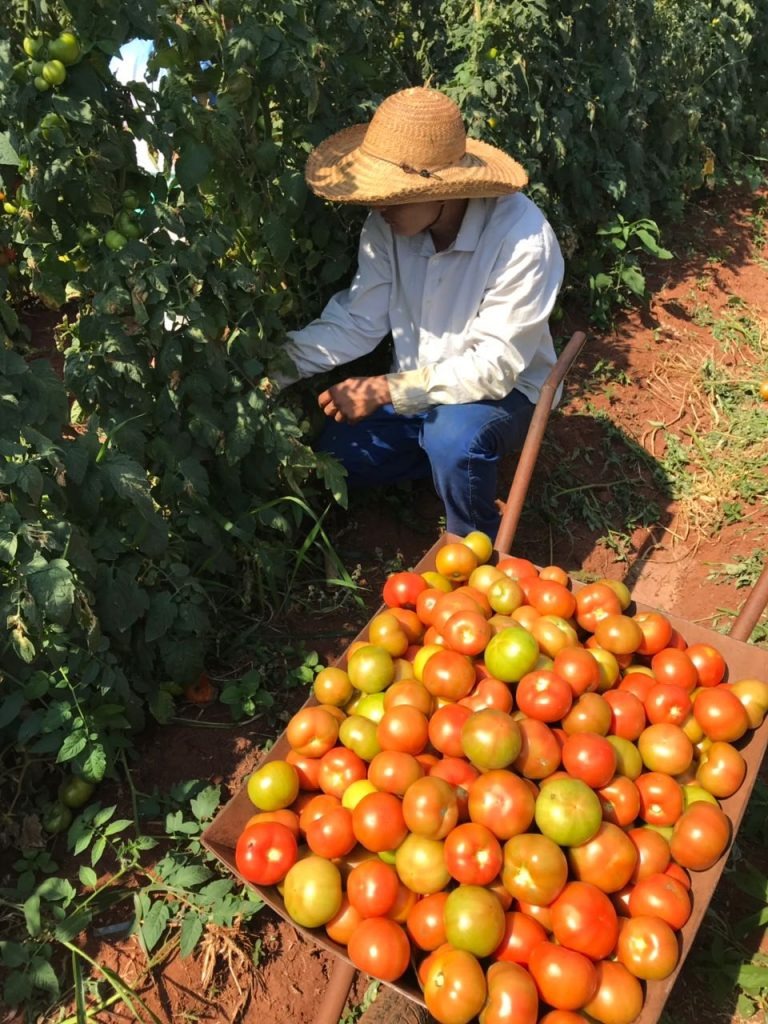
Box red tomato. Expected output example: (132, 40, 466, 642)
(325, 897, 365, 945)
(669, 801, 731, 870)
(644, 682, 692, 725)
(561, 733, 617, 789)
(244, 808, 300, 839)
(388, 606, 425, 643)
(627, 826, 670, 883)
(603, 689, 646, 740)
(429, 756, 479, 820)
(423, 947, 488, 1024)
(635, 771, 683, 826)
(616, 915, 679, 980)
(428, 703, 474, 757)
(346, 859, 400, 918)
(651, 648, 698, 692)
(376, 705, 429, 755)
(528, 942, 599, 1010)
(297, 793, 341, 835)
(444, 822, 503, 885)
(382, 571, 428, 609)
(550, 881, 619, 960)
(479, 960, 539, 1024)
(402, 776, 459, 840)
(367, 750, 424, 796)
(597, 776, 641, 828)
(592, 614, 644, 656)
(305, 805, 356, 859)
(460, 677, 515, 714)
(513, 718, 562, 780)
(234, 822, 297, 885)
(516, 670, 573, 722)
(347, 917, 411, 981)
(468, 769, 536, 840)
(502, 833, 568, 906)
(628, 872, 692, 930)
(686, 642, 726, 686)
(618, 672, 655, 703)
(406, 891, 449, 950)
(693, 686, 750, 742)
(422, 648, 477, 701)
(553, 648, 601, 696)
(696, 740, 746, 797)
(561, 692, 612, 735)
(493, 910, 548, 965)
(352, 791, 408, 852)
(285, 749, 323, 791)
(497, 556, 538, 581)
(574, 583, 622, 633)
(567, 822, 638, 893)
(443, 609, 493, 656)
(416, 587, 446, 626)
(526, 578, 577, 619)
(583, 959, 644, 1024)
(633, 611, 673, 656)
(384, 678, 434, 716)
(318, 746, 368, 798)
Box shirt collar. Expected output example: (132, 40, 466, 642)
(413, 198, 491, 257)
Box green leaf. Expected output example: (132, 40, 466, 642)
(90, 835, 107, 867)
(0, 942, 29, 968)
(167, 864, 212, 888)
(140, 900, 170, 954)
(0, 690, 25, 729)
(80, 744, 108, 783)
(26, 558, 75, 626)
(93, 805, 117, 828)
(175, 139, 214, 191)
(190, 785, 220, 823)
(57, 730, 88, 763)
(79, 865, 98, 888)
(23, 894, 42, 937)
(620, 266, 646, 297)
(179, 912, 204, 958)
(737, 963, 768, 994)
(3, 970, 32, 1007)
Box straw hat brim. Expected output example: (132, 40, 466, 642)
(305, 124, 528, 205)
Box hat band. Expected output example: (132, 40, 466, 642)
(359, 143, 467, 181)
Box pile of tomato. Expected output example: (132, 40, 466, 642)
(233, 531, 768, 1024)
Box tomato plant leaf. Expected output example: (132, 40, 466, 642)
(25, 557, 75, 626)
(178, 911, 204, 958)
(140, 900, 170, 954)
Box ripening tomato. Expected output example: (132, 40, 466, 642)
(318, 746, 368, 798)
(728, 678, 768, 728)
(550, 881, 619, 960)
(479, 960, 540, 1024)
(644, 683, 692, 726)
(497, 556, 538, 581)
(286, 707, 340, 758)
(325, 896, 365, 945)
(540, 564, 571, 587)
(383, 571, 428, 608)
(596, 776, 641, 828)
(407, 891, 449, 950)
(461, 708, 522, 771)
(525, 578, 577, 619)
(347, 917, 411, 981)
(435, 542, 480, 582)
(283, 856, 343, 928)
(313, 666, 354, 706)
(384, 678, 434, 716)
(488, 577, 525, 615)
(246, 760, 300, 811)
(402, 776, 459, 840)
(429, 757, 479, 820)
(502, 833, 568, 906)
(669, 801, 731, 870)
(443, 609, 493, 656)
(561, 733, 617, 789)
(528, 942, 599, 1010)
(305, 805, 356, 859)
(492, 909, 548, 965)
(395, 833, 452, 894)
(627, 826, 670, 883)
(583, 959, 644, 1024)
(616, 915, 679, 980)
(484, 626, 540, 682)
(338, 714, 381, 762)
(346, 859, 400, 917)
(444, 822, 503, 885)
(368, 611, 409, 656)
(423, 946, 488, 1024)
(347, 644, 396, 694)
(628, 872, 691, 930)
(244, 808, 300, 839)
(567, 822, 638, 893)
(445, 884, 506, 957)
(692, 686, 750, 742)
(460, 676, 514, 714)
(637, 722, 694, 776)
(561, 692, 612, 735)
(235, 822, 298, 885)
(428, 703, 474, 758)
(530, 615, 579, 659)
(605, 736, 643, 779)
(592, 615, 644, 656)
(285, 750, 323, 791)
(376, 705, 430, 755)
(352, 791, 408, 852)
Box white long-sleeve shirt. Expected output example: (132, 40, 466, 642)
(285, 193, 565, 415)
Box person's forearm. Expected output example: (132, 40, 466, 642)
(318, 375, 391, 423)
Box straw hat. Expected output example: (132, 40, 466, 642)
(305, 87, 528, 205)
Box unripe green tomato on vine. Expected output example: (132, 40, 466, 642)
(23, 34, 46, 59)
(104, 229, 127, 251)
(49, 32, 81, 66)
(42, 59, 67, 86)
(33, 76, 50, 92)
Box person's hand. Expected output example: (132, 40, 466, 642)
(318, 375, 391, 424)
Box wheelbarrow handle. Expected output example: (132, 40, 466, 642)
(494, 330, 587, 555)
(728, 562, 768, 641)
(313, 961, 357, 1024)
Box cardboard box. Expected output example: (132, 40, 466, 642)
(202, 536, 768, 1020)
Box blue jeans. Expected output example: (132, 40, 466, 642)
(315, 390, 535, 538)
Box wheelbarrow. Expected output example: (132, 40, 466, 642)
(201, 329, 768, 1024)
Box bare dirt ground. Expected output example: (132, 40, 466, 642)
(29, 182, 768, 1024)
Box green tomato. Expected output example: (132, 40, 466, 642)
(33, 76, 50, 92)
(283, 856, 342, 928)
(28, 60, 45, 77)
(59, 776, 96, 808)
(534, 777, 603, 847)
(41, 60, 67, 86)
(104, 229, 127, 251)
(484, 626, 539, 682)
(116, 211, 141, 239)
(23, 35, 46, 59)
(444, 884, 506, 957)
(42, 801, 73, 834)
(122, 190, 139, 210)
(48, 32, 81, 66)
(77, 225, 99, 246)
(3, 202, 18, 215)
